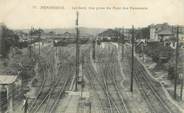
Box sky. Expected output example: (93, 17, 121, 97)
(0, 0, 184, 29)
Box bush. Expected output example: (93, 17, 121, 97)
(144, 42, 173, 63)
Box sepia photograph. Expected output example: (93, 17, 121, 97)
(0, 0, 184, 113)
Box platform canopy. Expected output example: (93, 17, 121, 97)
(0, 75, 17, 85)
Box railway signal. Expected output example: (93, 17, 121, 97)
(130, 25, 135, 92)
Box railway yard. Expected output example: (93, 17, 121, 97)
(1, 0, 184, 112)
(1, 40, 181, 113)
(0, 22, 184, 113)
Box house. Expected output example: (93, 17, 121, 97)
(179, 30, 184, 48)
(164, 26, 184, 49)
(157, 28, 174, 42)
(164, 37, 177, 49)
(149, 23, 173, 42)
(148, 23, 184, 49)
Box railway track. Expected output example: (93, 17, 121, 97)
(133, 58, 173, 113)
(124, 45, 180, 113)
(98, 44, 129, 113)
(83, 46, 115, 113)
(28, 45, 74, 113)
(42, 65, 72, 113)
(85, 61, 114, 113)
(28, 46, 56, 113)
(84, 43, 129, 113)
(28, 66, 47, 112)
(108, 64, 129, 113)
(82, 47, 107, 113)
(100, 64, 122, 113)
(85, 67, 106, 112)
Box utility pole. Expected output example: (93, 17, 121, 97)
(130, 25, 135, 92)
(141, 30, 145, 62)
(29, 27, 36, 57)
(39, 30, 41, 56)
(81, 54, 84, 98)
(174, 26, 179, 99)
(56, 46, 58, 57)
(75, 11, 80, 91)
(121, 28, 124, 60)
(141, 42, 144, 62)
(92, 40, 96, 60)
(118, 29, 120, 48)
(29, 29, 32, 58)
(89, 102, 91, 113)
(180, 74, 184, 100)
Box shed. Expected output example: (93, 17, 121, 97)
(0, 75, 18, 113)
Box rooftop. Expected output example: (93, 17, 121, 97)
(0, 75, 17, 85)
(157, 28, 173, 36)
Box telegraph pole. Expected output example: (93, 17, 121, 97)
(121, 28, 124, 60)
(141, 41, 144, 62)
(141, 30, 145, 62)
(29, 29, 32, 58)
(81, 54, 84, 98)
(130, 25, 135, 92)
(92, 40, 96, 60)
(180, 74, 184, 100)
(174, 26, 179, 99)
(75, 11, 80, 91)
(39, 30, 41, 56)
(118, 29, 120, 47)
(56, 44, 58, 57)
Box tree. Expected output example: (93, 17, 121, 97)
(29, 28, 44, 43)
(135, 27, 150, 39)
(29, 28, 44, 36)
(1, 25, 19, 58)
